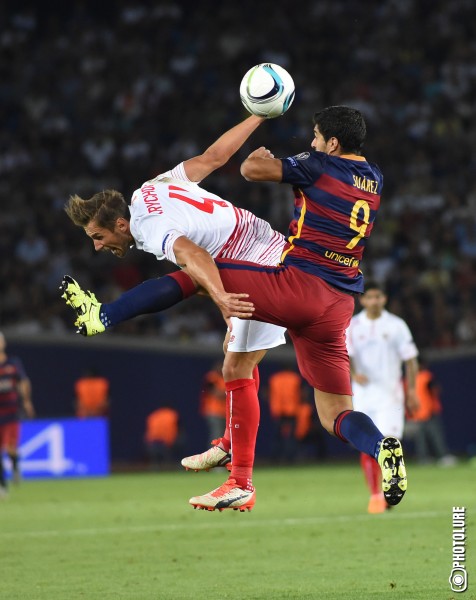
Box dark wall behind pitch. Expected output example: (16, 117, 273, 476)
(7, 339, 475, 462)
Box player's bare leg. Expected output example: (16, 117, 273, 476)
(7, 448, 20, 484)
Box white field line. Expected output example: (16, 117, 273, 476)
(0, 510, 444, 539)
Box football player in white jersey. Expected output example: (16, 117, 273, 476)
(62, 114, 287, 511)
(346, 281, 419, 513)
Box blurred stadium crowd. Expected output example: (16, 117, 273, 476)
(1, 0, 476, 350)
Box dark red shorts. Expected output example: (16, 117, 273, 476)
(0, 421, 20, 449)
(216, 260, 354, 394)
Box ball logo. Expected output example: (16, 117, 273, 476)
(295, 152, 310, 160)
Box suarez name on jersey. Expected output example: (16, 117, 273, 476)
(279, 151, 383, 293)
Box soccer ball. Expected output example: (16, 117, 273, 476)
(240, 63, 295, 119)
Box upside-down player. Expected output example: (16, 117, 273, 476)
(62, 114, 288, 512)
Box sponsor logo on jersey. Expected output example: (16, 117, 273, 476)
(324, 250, 360, 268)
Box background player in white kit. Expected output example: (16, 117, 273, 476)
(346, 281, 419, 513)
(63, 114, 287, 511)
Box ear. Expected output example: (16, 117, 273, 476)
(327, 137, 340, 154)
(116, 217, 129, 232)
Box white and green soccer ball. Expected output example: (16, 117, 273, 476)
(240, 63, 295, 119)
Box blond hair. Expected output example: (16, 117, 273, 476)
(65, 190, 128, 230)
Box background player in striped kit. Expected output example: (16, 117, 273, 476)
(63, 114, 288, 511)
(0, 331, 35, 496)
(346, 281, 419, 513)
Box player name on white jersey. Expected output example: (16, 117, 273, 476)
(129, 163, 285, 267)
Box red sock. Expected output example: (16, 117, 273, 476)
(360, 452, 380, 495)
(218, 395, 231, 453)
(220, 367, 259, 455)
(252, 365, 260, 393)
(371, 456, 381, 495)
(227, 378, 259, 490)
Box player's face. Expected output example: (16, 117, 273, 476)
(311, 127, 327, 152)
(311, 126, 338, 154)
(84, 218, 133, 258)
(360, 289, 387, 316)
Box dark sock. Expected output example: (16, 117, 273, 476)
(8, 453, 18, 475)
(0, 455, 6, 488)
(100, 272, 197, 327)
(334, 410, 383, 459)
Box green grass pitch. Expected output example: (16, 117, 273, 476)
(1, 461, 475, 600)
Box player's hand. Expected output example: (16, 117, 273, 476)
(405, 389, 419, 416)
(247, 146, 275, 160)
(210, 291, 254, 329)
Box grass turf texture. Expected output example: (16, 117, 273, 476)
(1, 462, 475, 600)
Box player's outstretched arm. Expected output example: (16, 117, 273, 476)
(182, 115, 265, 182)
(173, 236, 254, 329)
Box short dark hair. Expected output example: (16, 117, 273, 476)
(363, 280, 386, 294)
(313, 106, 366, 154)
(65, 190, 128, 230)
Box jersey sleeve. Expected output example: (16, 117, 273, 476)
(396, 320, 419, 361)
(152, 162, 199, 184)
(134, 215, 184, 263)
(280, 151, 326, 187)
(168, 162, 197, 183)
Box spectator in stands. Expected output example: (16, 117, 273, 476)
(144, 407, 182, 469)
(406, 359, 456, 466)
(1, 1, 476, 354)
(74, 367, 110, 418)
(199, 362, 227, 443)
(267, 365, 304, 462)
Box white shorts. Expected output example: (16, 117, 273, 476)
(352, 383, 405, 438)
(227, 318, 286, 352)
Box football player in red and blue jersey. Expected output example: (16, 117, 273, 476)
(185, 106, 407, 510)
(0, 332, 34, 496)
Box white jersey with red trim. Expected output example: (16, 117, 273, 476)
(129, 162, 285, 267)
(129, 162, 287, 353)
(346, 309, 418, 436)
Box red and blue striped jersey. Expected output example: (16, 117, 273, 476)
(0, 357, 26, 425)
(280, 151, 383, 293)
